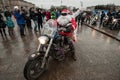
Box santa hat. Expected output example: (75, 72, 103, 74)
(14, 6, 19, 10)
(61, 9, 69, 14)
(67, 10, 70, 13)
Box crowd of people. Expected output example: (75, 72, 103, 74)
(0, 6, 82, 60)
(76, 9, 120, 27)
(96, 10, 120, 28)
(0, 6, 61, 38)
(1, 5, 120, 39)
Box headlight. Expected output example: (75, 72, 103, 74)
(113, 19, 117, 22)
(31, 54, 36, 58)
(105, 17, 108, 20)
(95, 17, 98, 20)
(38, 36, 49, 44)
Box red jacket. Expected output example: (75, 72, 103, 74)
(57, 16, 77, 41)
(46, 11, 51, 21)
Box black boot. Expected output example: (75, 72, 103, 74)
(72, 53, 77, 61)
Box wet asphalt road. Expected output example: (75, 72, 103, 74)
(0, 25, 120, 80)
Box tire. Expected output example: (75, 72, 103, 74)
(69, 41, 75, 55)
(110, 23, 116, 30)
(116, 23, 120, 29)
(91, 21, 94, 25)
(92, 21, 96, 26)
(103, 22, 106, 27)
(24, 57, 46, 80)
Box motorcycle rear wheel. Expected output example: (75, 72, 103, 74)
(24, 57, 46, 80)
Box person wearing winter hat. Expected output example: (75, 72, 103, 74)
(13, 6, 26, 36)
(57, 9, 77, 61)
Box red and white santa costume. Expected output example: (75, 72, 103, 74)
(57, 9, 81, 42)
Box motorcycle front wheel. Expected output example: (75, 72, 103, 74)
(24, 57, 46, 80)
(103, 22, 107, 27)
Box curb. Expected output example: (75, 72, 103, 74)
(84, 24, 120, 42)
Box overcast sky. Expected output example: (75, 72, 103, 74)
(25, 0, 120, 9)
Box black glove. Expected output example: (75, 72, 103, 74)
(65, 27, 71, 32)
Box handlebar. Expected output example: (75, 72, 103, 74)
(57, 23, 72, 32)
(58, 27, 66, 32)
(58, 23, 72, 32)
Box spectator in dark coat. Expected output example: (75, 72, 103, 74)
(116, 10, 120, 18)
(0, 14, 7, 38)
(100, 11, 105, 26)
(85, 13, 91, 24)
(42, 10, 46, 19)
(29, 7, 38, 32)
(107, 11, 113, 24)
(37, 8, 43, 31)
(4, 6, 12, 19)
(25, 13, 32, 30)
(77, 12, 83, 26)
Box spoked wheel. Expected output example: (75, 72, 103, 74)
(24, 57, 46, 80)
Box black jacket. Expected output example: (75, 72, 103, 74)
(25, 16, 31, 24)
(0, 13, 2, 19)
(116, 11, 120, 18)
(30, 11, 37, 21)
(37, 12, 43, 23)
(0, 19, 6, 28)
(0, 14, 6, 28)
(4, 11, 12, 18)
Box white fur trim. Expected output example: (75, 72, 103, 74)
(57, 15, 71, 26)
(73, 28, 78, 42)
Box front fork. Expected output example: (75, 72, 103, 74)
(112, 22, 117, 29)
(40, 38, 53, 68)
(36, 44, 41, 54)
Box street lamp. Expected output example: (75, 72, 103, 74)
(80, 0, 83, 10)
(61, 0, 62, 6)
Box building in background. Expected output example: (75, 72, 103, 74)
(0, 0, 35, 12)
(116, 6, 120, 11)
(0, 0, 10, 12)
(87, 4, 120, 11)
(87, 6, 95, 11)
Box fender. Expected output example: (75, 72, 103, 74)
(28, 52, 43, 61)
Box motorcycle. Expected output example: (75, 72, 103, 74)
(24, 19, 75, 80)
(102, 16, 109, 27)
(110, 18, 120, 30)
(91, 16, 98, 25)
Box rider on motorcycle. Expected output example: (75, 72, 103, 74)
(57, 9, 78, 60)
(107, 11, 113, 24)
(116, 10, 120, 19)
